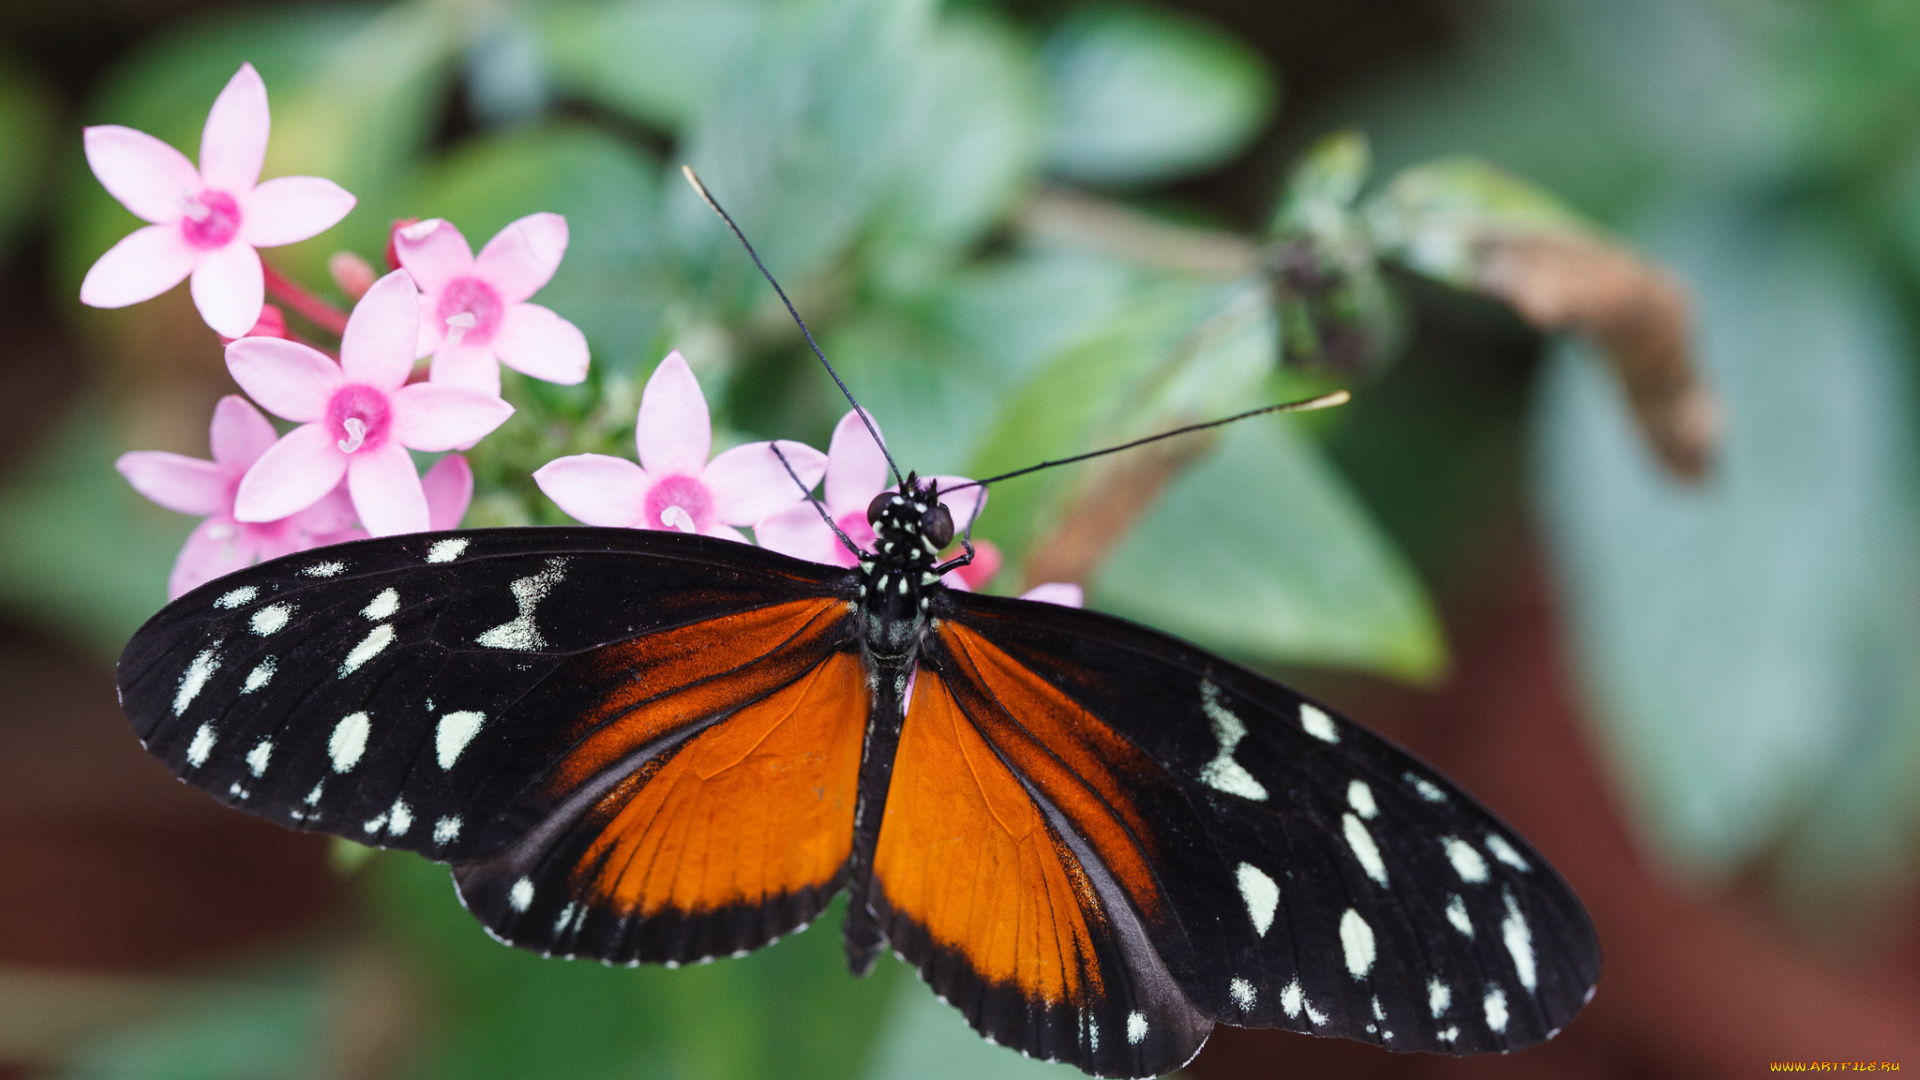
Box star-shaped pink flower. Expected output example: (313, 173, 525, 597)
(225, 269, 514, 536)
(393, 214, 589, 395)
(755, 409, 983, 569)
(533, 350, 826, 541)
(118, 395, 358, 598)
(79, 63, 356, 339)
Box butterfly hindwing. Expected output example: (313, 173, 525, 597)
(118, 528, 874, 965)
(872, 590, 1598, 1076)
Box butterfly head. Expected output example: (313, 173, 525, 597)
(863, 473, 952, 571)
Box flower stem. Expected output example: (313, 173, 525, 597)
(262, 260, 350, 337)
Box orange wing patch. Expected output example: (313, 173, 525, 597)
(872, 670, 1109, 1006)
(571, 648, 868, 917)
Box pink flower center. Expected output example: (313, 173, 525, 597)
(436, 277, 504, 345)
(179, 189, 242, 250)
(830, 509, 875, 567)
(644, 474, 713, 534)
(325, 385, 392, 456)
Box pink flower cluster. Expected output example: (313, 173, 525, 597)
(94, 64, 590, 596)
(535, 352, 1082, 606)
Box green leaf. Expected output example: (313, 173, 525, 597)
(414, 124, 667, 376)
(1041, 2, 1275, 187)
(1534, 205, 1920, 894)
(1093, 417, 1445, 682)
(1270, 129, 1371, 237)
(541, 0, 762, 129)
(0, 55, 54, 258)
(0, 404, 191, 663)
(862, 978, 1084, 1080)
(59, 965, 327, 1080)
(1363, 155, 1589, 288)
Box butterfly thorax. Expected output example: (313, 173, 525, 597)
(854, 476, 952, 663)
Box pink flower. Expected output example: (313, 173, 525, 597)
(225, 269, 514, 537)
(755, 409, 983, 569)
(392, 215, 589, 395)
(317, 454, 475, 547)
(533, 350, 825, 541)
(1020, 582, 1084, 607)
(79, 63, 356, 339)
(118, 395, 358, 598)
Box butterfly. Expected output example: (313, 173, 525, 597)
(114, 174, 1599, 1079)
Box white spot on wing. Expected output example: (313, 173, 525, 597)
(304, 781, 323, 806)
(1229, 977, 1256, 1010)
(1343, 813, 1389, 886)
(1405, 771, 1447, 803)
(1446, 893, 1474, 938)
(1299, 703, 1339, 743)
(1198, 682, 1268, 800)
(1485, 832, 1531, 872)
(242, 658, 275, 693)
(329, 712, 371, 772)
(173, 645, 221, 716)
(1339, 908, 1375, 978)
(1484, 987, 1508, 1033)
(433, 815, 461, 844)
(246, 739, 272, 777)
(1443, 836, 1489, 883)
(436, 711, 486, 769)
(1501, 890, 1537, 993)
(1280, 979, 1304, 1019)
(1126, 1012, 1147, 1045)
(361, 588, 399, 620)
(387, 799, 413, 836)
(1437, 1026, 1458, 1044)
(302, 560, 345, 577)
(510, 877, 535, 912)
(1429, 977, 1451, 1017)
(555, 903, 577, 935)
(252, 603, 293, 636)
(214, 586, 257, 609)
(476, 559, 567, 650)
(1236, 862, 1280, 936)
(339, 624, 395, 676)
(427, 538, 469, 563)
(1347, 779, 1377, 819)
(186, 723, 216, 768)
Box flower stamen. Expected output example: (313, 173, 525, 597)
(338, 417, 368, 454)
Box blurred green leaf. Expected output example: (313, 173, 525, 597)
(1041, 2, 1274, 187)
(1271, 129, 1370, 237)
(57, 966, 326, 1080)
(0, 404, 191, 663)
(861, 978, 1084, 1080)
(1267, 132, 1403, 376)
(541, 0, 761, 130)
(1535, 204, 1920, 892)
(0, 55, 54, 258)
(1095, 416, 1445, 681)
(371, 855, 903, 1080)
(1364, 156, 1587, 288)
(414, 123, 667, 375)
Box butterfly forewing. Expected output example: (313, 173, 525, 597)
(902, 590, 1597, 1073)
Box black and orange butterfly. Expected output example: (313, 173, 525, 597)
(115, 176, 1599, 1080)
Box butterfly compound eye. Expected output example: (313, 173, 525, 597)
(867, 490, 895, 528)
(922, 504, 954, 548)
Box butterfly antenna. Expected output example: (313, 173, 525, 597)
(770, 442, 864, 558)
(948, 390, 1352, 494)
(682, 166, 906, 491)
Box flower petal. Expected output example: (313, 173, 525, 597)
(207, 394, 279, 470)
(824, 408, 891, 513)
(533, 454, 648, 527)
(427, 341, 501, 396)
(199, 64, 269, 194)
(701, 523, 749, 544)
(706, 440, 827, 526)
(226, 337, 342, 422)
(79, 225, 195, 308)
(169, 514, 257, 599)
(116, 451, 228, 516)
(240, 176, 355, 247)
(752, 501, 850, 565)
(475, 212, 568, 303)
(83, 125, 200, 224)
(636, 351, 710, 477)
(189, 241, 264, 338)
(1020, 582, 1083, 608)
(393, 218, 474, 296)
(422, 454, 473, 530)
(340, 270, 421, 389)
(290, 483, 360, 535)
(492, 303, 588, 385)
(233, 423, 347, 522)
(389, 383, 514, 451)
(347, 441, 430, 536)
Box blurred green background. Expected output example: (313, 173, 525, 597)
(4, 0, 1920, 1076)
